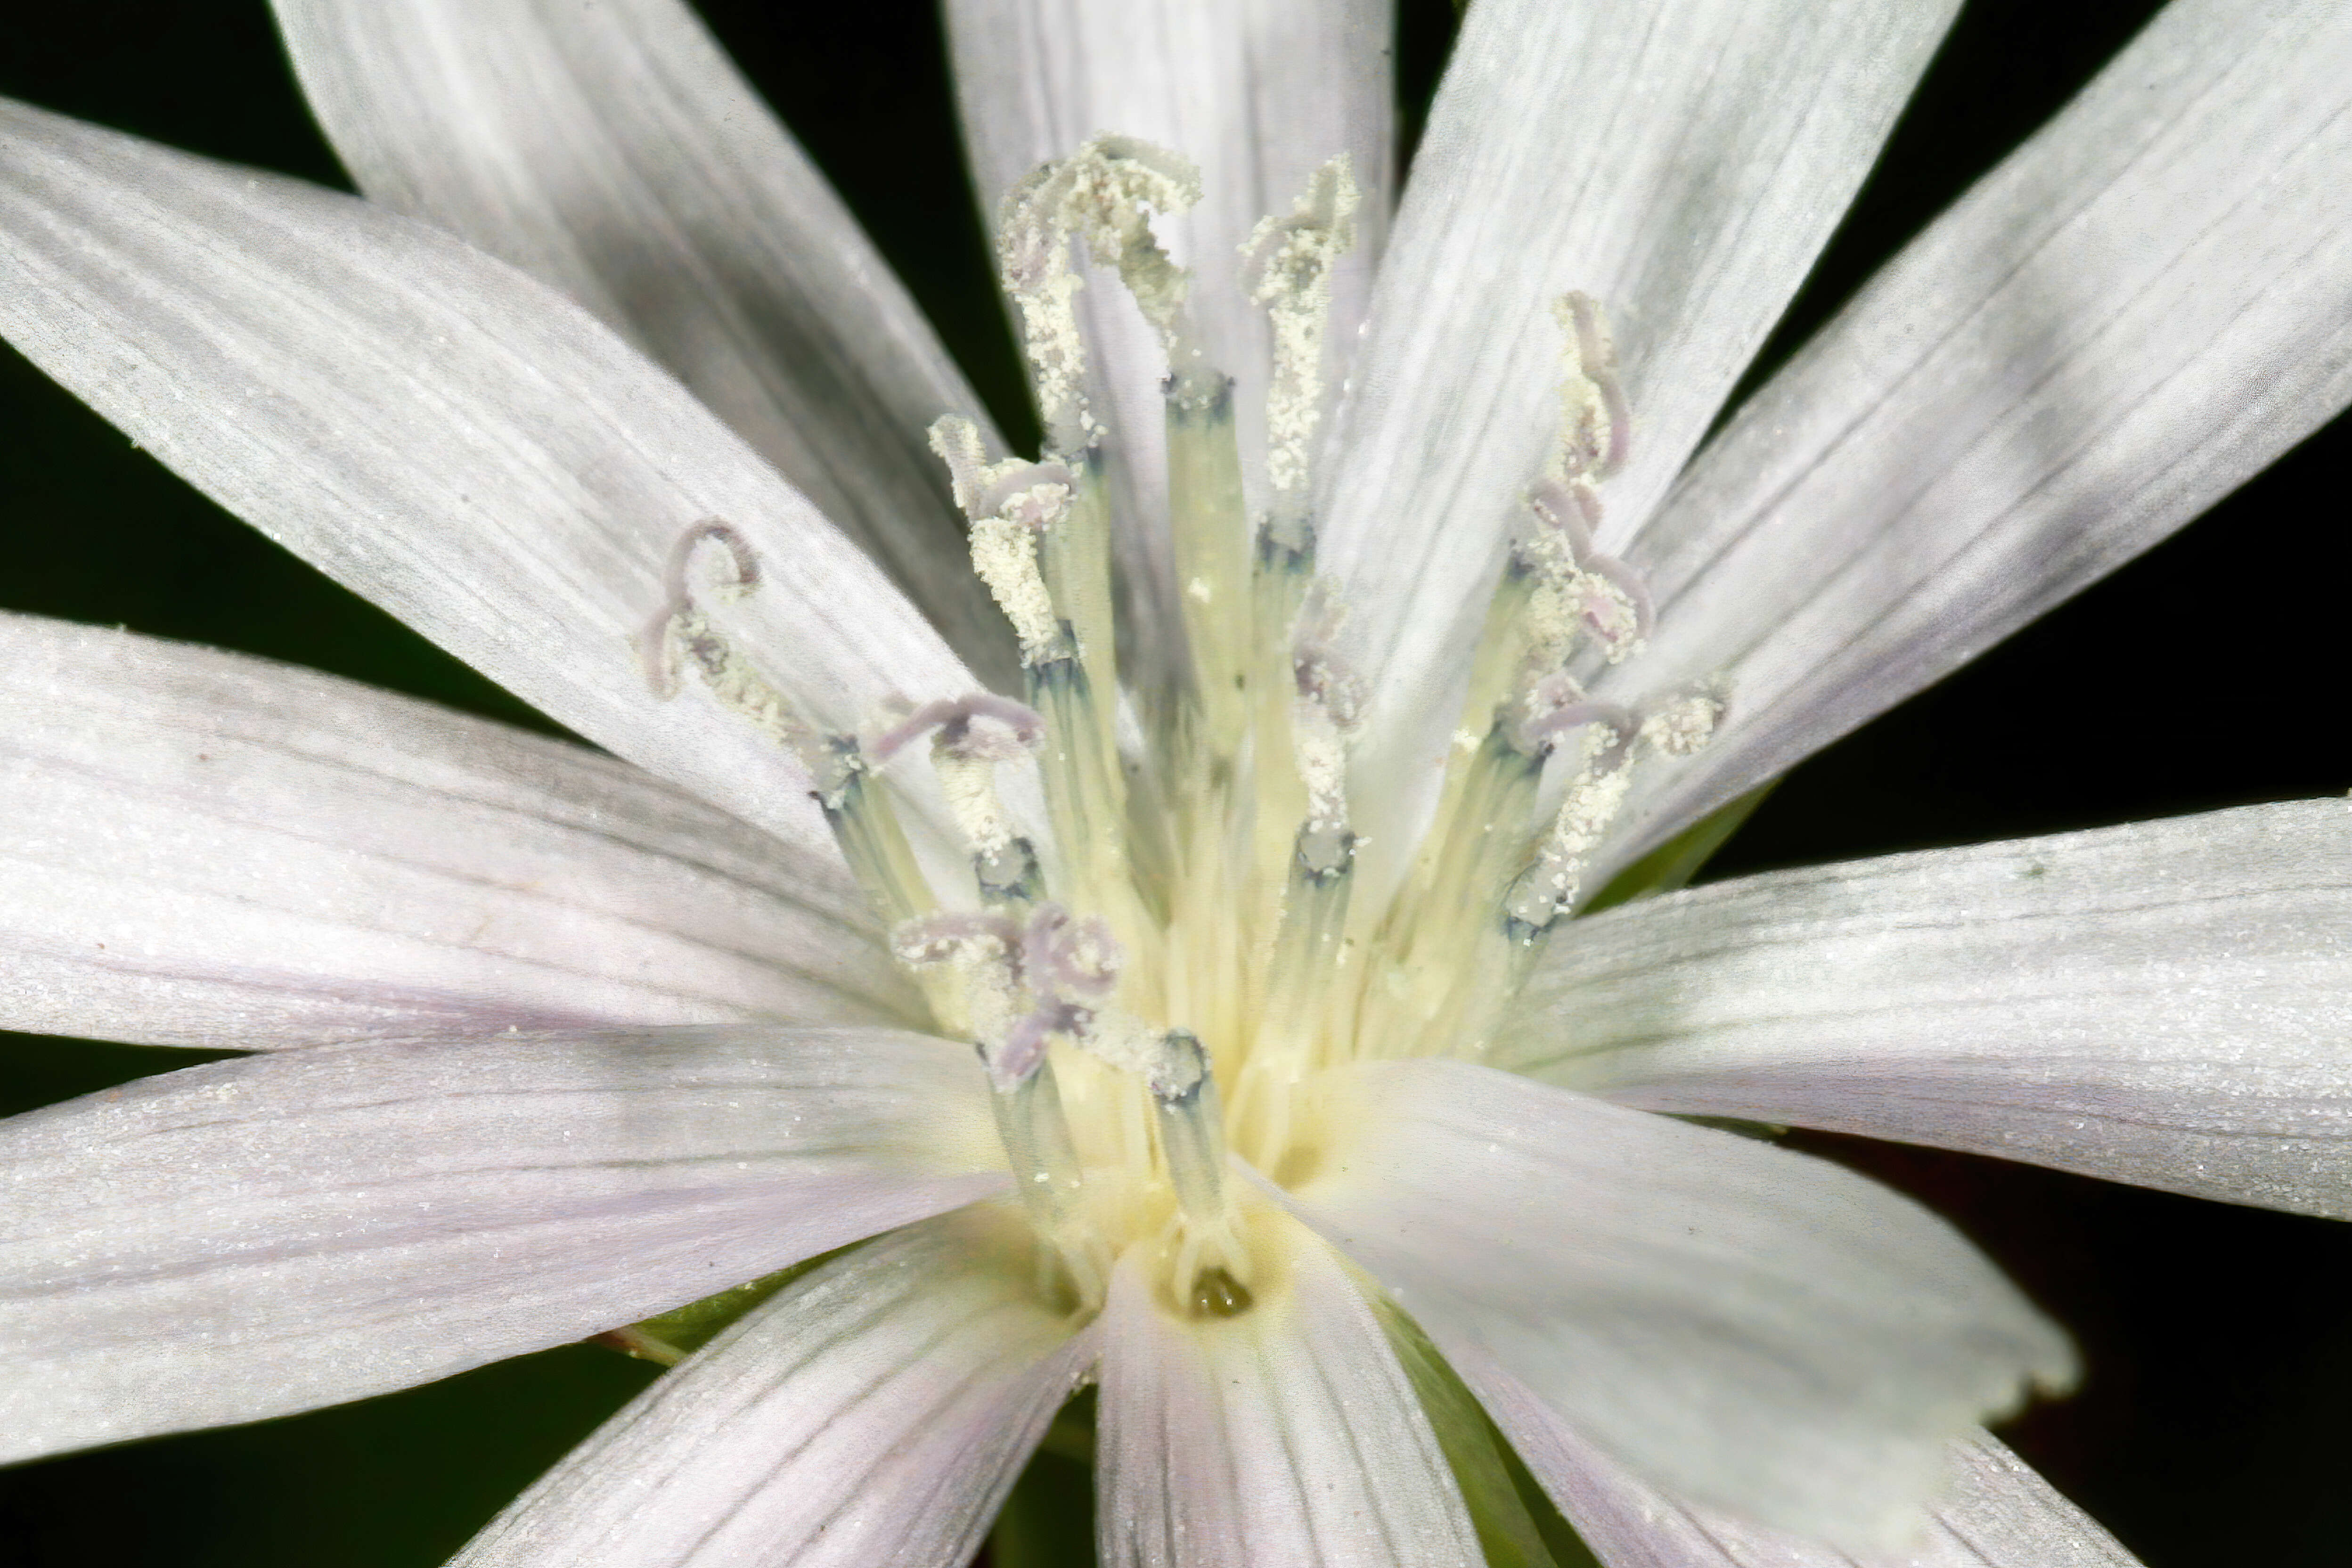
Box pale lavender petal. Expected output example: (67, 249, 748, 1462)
(1095, 1222, 1480, 1567)
(1488, 1383, 2141, 1568)
(273, 0, 1017, 686)
(0, 1026, 1004, 1462)
(1507, 799, 2352, 1218)
(946, 0, 1395, 691)
(1275, 1059, 2072, 1548)
(1602, 0, 2352, 865)
(452, 1208, 1094, 1568)
(0, 615, 918, 1049)
(1318, 0, 1958, 859)
(0, 98, 972, 858)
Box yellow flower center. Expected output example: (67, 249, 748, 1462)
(647, 137, 1718, 1322)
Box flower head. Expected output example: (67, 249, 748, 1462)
(1, 0, 2350, 1565)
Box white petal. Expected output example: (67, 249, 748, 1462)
(1318, 0, 1957, 856)
(1604, 0, 2352, 863)
(0, 98, 972, 857)
(1274, 1059, 2073, 1549)
(452, 1208, 1094, 1568)
(271, 0, 1017, 687)
(945, 0, 1395, 692)
(1095, 1221, 1481, 1568)
(1507, 799, 2352, 1219)
(0, 1026, 1004, 1462)
(0, 615, 917, 1050)
(1489, 1390, 2140, 1568)
(1921, 1436, 2141, 1568)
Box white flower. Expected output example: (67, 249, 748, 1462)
(0, 0, 2347, 1566)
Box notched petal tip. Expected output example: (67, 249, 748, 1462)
(1275, 1058, 2075, 1547)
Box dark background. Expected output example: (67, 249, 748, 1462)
(1, 1, 2344, 1564)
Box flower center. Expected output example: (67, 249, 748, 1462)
(646, 138, 1718, 1320)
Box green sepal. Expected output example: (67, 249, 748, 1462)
(593, 1247, 850, 1366)
(989, 1388, 1099, 1568)
(1375, 1297, 1603, 1568)
(1034, 1383, 1099, 1466)
(1581, 779, 1777, 916)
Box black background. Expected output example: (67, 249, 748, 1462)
(1, 1, 2346, 1564)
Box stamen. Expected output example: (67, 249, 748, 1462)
(1038, 450, 1119, 704)
(1243, 555, 1311, 913)
(932, 412, 1119, 750)
(890, 910, 1021, 966)
(893, 910, 1109, 1308)
(642, 522, 813, 752)
(1417, 483, 1647, 922)
(1250, 589, 1353, 915)
(989, 1054, 1106, 1310)
(1242, 155, 1359, 533)
(1437, 690, 1724, 1060)
(656, 143, 1743, 1340)
(1238, 161, 1359, 892)
(1288, 597, 1361, 844)
(1521, 479, 1650, 667)
(866, 693, 1045, 772)
(1375, 290, 1659, 1012)
(1380, 671, 1610, 1010)
(1553, 292, 1632, 482)
(1006, 135, 1260, 841)
(1390, 720, 1633, 1065)
(931, 415, 1133, 921)
(1528, 479, 1652, 658)
(870, 694, 1048, 908)
(1146, 1029, 1254, 1314)
(931, 417, 1076, 664)
(915, 889, 1250, 1314)
(1074, 137, 1207, 384)
(1370, 723, 1546, 1050)
(1234, 603, 1363, 1149)
(1145, 1031, 1220, 1216)
(999, 134, 1209, 443)
(1366, 280, 1700, 1063)
(644, 522, 936, 931)
(1504, 729, 1642, 936)
(1026, 650, 1133, 922)
(1507, 685, 1635, 764)
(1505, 692, 1721, 940)
(997, 181, 1094, 453)
(1638, 689, 1729, 760)
(1168, 373, 1253, 758)
(893, 911, 1022, 1048)
(808, 735, 939, 933)
(1023, 903, 1123, 1008)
